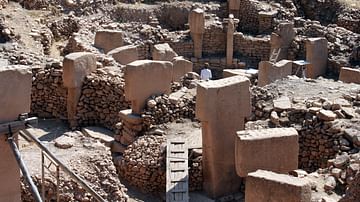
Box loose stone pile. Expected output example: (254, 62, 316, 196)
(142, 93, 196, 130)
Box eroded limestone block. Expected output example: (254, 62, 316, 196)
(189, 8, 205, 58)
(0, 65, 32, 123)
(63, 52, 96, 88)
(196, 76, 251, 198)
(172, 56, 193, 82)
(152, 43, 178, 61)
(236, 128, 299, 177)
(305, 37, 328, 79)
(270, 23, 295, 61)
(125, 60, 173, 114)
(228, 0, 240, 10)
(245, 170, 311, 202)
(339, 67, 360, 84)
(108, 45, 138, 65)
(258, 60, 292, 87)
(94, 30, 124, 53)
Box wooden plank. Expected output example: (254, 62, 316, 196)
(166, 138, 189, 202)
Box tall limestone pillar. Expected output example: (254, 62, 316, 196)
(189, 8, 205, 58)
(196, 76, 251, 198)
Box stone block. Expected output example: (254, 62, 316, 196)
(172, 56, 193, 82)
(62, 52, 96, 89)
(236, 128, 299, 177)
(228, 0, 240, 10)
(305, 37, 328, 79)
(339, 67, 360, 84)
(0, 65, 32, 123)
(258, 60, 292, 87)
(245, 170, 311, 202)
(196, 76, 251, 198)
(94, 30, 123, 53)
(119, 109, 143, 125)
(107, 45, 138, 65)
(125, 60, 173, 114)
(152, 43, 178, 61)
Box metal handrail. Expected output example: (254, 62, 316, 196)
(19, 127, 107, 202)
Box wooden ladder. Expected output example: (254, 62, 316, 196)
(166, 138, 189, 202)
(269, 48, 281, 63)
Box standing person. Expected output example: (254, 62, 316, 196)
(200, 63, 212, 81)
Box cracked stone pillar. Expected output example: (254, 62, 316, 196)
(224, 14, 239, 67)
(196, 76, 251, 198)
(63, 52, 96, 127)
(0, 65, 32, 202)
(189, 8, 205, 58)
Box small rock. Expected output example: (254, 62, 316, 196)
(147, 99, 157, 108)
(54, 136, 75, 149)
(324, 176, 337, 191)
(317, 110, 337, 121)
(334, 154, 350, 168)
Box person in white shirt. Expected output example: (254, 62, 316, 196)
(200, 63, 212, 81)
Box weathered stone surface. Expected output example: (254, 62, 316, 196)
(305, 37, 328, 79)
(258, 60, 292, 87)
(119, 109, 143, 125)
(189, 8, 205, 58)
(196, 76, 251, 198)
(94, 30, 123, 53)
(273, 96, 292, 111)
(54, 135, 75, 149)
(270, 23, 295, 61)
(324, 176, 337, 191)
(82, 126, 114, 145)
(107, 45, 138, 65)
(246, 170, 311, 202)
(339, 67, 360, 84)
(0, 65, 32, 123)
(152, 43, 178, 61)
(236, 128, 299, 177)
(172, 56, 193, 82)
(125, 60, 173, 114)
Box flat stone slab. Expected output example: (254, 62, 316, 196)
(273, 96, 292, 111)
(339, 67, 360, 84)
(236, 128, 299, 177)
(119, 109, 143, 125)
(54, 136, 75, 149)
(246, 170, 311, 202)
(81, 126, 114, 145)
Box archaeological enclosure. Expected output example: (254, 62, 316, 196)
(0, 0, 360, 201)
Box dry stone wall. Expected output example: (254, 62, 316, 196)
(76, 70, 130, 131)
(31, 62, 67, 119)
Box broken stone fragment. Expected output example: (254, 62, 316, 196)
(324, 176, 336, 192)
(54, 136, 75, 149)
(317, 110, 337, 121)
(334, 154, 350, 168)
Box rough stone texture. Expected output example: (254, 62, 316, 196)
(236, 128, 299, 177)
(172, 56, 193, 82)
(258, 60, 293, 87)
(270, 23, 296, 62)
(125, 60, 173, 114)
(63, 52, 97, 127)
(196, 76, 251, 198)
(152, 43, 178, 61)
(0, 65, 32, 123)
(245, 170, 312, 202)
(339, 67, 360, 84)
(94, 30, 123, 53)
(107, 45, 138, 65)
(340, 172, 360, 202)
(305, 37, 328, 79)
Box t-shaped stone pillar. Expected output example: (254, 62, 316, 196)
(270, 23, 295, 62)
(228, 0, 240, 19)
(224, 14, 239, 67)
(305, 37, 328, 79)
(62, 52, 96, 127)
(0, 65, 32, 202)
(189, 8, 205, 58)
(125, 60, 173, 114)
(196, 76, 251, 198)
